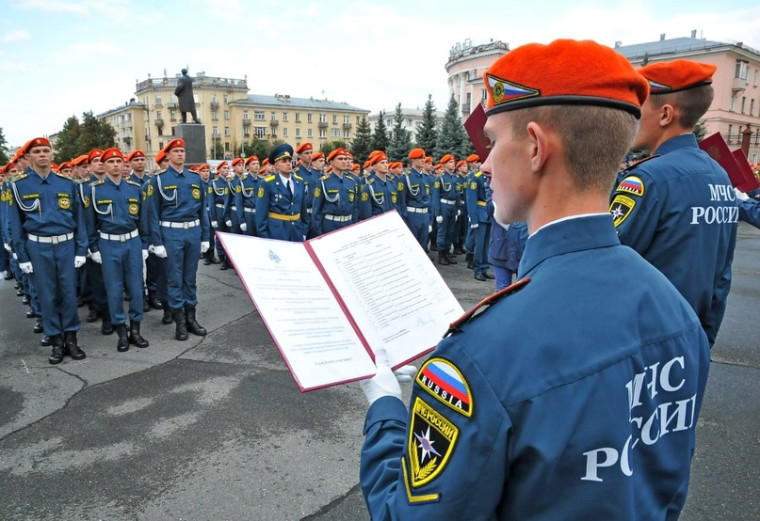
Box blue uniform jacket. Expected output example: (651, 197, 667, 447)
(254, 173, 308, 240)
(311, 172, 361, 235)
(208, 177, 231, 224)
(488, 221, 527, 270)
(86, 177, 149, 252)
(397, 168, 431, 215)
(7, 170, 89, 262)
(146, 166, 210, 247)
(466, 171, 489, 224)
(360, 215, 710, 520)
(359, 172, 398, 219)
(431, 172, 458, 217)
(738, 197, 760, 228)
(610, 133, 737, 345)
(233, 173, 258, 223)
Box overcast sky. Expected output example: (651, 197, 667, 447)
(2, 0, 760, 147)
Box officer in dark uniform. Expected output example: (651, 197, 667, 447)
(432, 154, 459, 265)
(146, 138, 210, 341)
(359, 39, 710, 520)
(87, 148, 149, 352)
(7, 138, 89, 364)
(254, 143, 309, 241)
(397, 148, 431, 250)
(311, 147, 361, 235)
(610, 60, 738, 347)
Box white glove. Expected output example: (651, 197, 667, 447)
(240, 222, 247, 232)
(153, 245, 168, 258)
(211, 220, 218, 228)
(74, 255, 87, 268)
(471, 223, 479, 229)
(20, 262, 33, 274)
(90, 251, 102, 264)
(201, 241, 210, 253)
(734, 188, 749, 201)
(225, 220, 232, 228)
(428, 225, 432, 233)
(359, 348, 417, 406)
(457, 209, 462, 217)
(3, 243, 10, 252)
(142, 249, 149, 261)
(436, 215, 443, 224)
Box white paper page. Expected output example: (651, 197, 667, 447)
(218, 233, 377, 390)
(307, 211, 464, 368)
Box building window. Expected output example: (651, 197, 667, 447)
(155, 95, 162, 106)
(157, 111, 163, 120)
(736, 60, 749, 80)
(271, 111, 277, 121)
(170, 110, 177, 121)
(308, 128, 313, 138)
(283, 128, 288, 138)
(225, 142, 230, 152)
(728, 124, 733, 143)
(343, 115, 350, 124)
(730, 96, 737, 112)
(255, 127, 266, 138)
(224, 110, 230, 120)
(308, 113, 313, 123)
(296, 112, 301, 123)
(343, 130, 350, 139)
(356, 116, 361, 124)
(283, 112, 288, 122)
(332, 114, 338, 124)
(212, 126, 219, 137)
(211, 111, 218, 121)
(751, 99, 756, 116)
(243, 110, 249, 120)
(244, 127, 250, 137)
(741, 96, 747, 114)
(319, 113, 327, 123)
(223, 94, 229, 104)
(319, 129, 327, 138)
(255, 111, 265, 121)
(332, 128, 341, 137)
(481, 89, 487, 102)
(224, 126, 230, 136)
(754, 70, 759, 87)
(296, 128, 301, 137)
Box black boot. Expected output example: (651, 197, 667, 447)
(101, 317, 113, 335)
(438, 251, 451, 265)
(129, 321, 149, 348)
(466, 253, 474, 269)
(185, 306, 207, 336)
(173, 308, 188, 341)
(161, 301, 173, 324)
(40, 335, 52, 346)
(445, 252, 458, 264)
(64, 331, 86, 360)
(143, 292, 150, 312)
(26, 307, 36, 318)
(86, 306, 99, 322)
(48, 335, 65, 365)
(115, 324, 129, 352)
(33, 317, 44, 334)
(148, 292, 163, 310)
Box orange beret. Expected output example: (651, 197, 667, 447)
(51, 162, 59, 172)
(164, 138, 185, 152)
(456, 160, 467, 168)
(439, 154, 455, 164)
(59, 161, 71, 170)
(392, 162, 403, 169)
(326, 166, 333, 173)
(363, 160, 371, 169)
(197, 163, 210, 171)
(466, 154, 479, 162)
(638, 59, 716, 94)
(296, 142, 313, 154)
(434, 164, 444, 171)
(369, 152, 389, 166)
(24, 137, 51, 154)
(258, 167, 266, 174)
(424, 156, 433, 164)
(88, 149, 104, 163)
(327, 147, 351, 162)
(369, 150, 384, 158)
(70, 154, 86, 166)
(408, 148, 425, 159)
(155, 150, 167, 164)
(245, 155, 259, 166)
(126, 150, 145, 161)
(231, 157, 244, 166)
(217, 160, 228, 169)
(484, 39, 649, 118)
(312, 152, 324, 161)
(351, 163, 360, 171)
(101, 148, 124, 162)
(261, 158, 269, 166)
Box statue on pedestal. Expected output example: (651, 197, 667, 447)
(175, 68, 200, 124)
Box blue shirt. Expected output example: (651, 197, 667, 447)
(311, 172, 361, 234)
(466, 171, 489, 224)
(146, 165, 210, 246)
(87, 176, 148, 251)
(359, 172, 398, 219)
(398, 168, 432, 211)
(431, 172, 459, 216)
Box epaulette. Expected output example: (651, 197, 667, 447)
(367, 178, 375, 185)
(155, 169, 167, 175)
(444, 278, 530, 337)
(264, 174, 276, 182)
(11, 172, 27, 182)
(294, 174, 304, 181)
(474, 171, 483, 177)
(91, 179, 105, 186)
(125, 179, 142, 188)
(320, 174, 330, 181)
(54, 172, 74, 181)
(624, 154, 659, 173)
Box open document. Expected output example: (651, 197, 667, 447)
(217, 211, 464, 391)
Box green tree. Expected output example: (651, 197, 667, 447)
(320, 140, 350, 158)
(239, 137, 270, 161)
(434, 95, 469, 160)
(415, 94, 438, 154)
(75, 111, 116, 153)
(388, 103, 413, 162)
(351, 116, 373, 163)
(371, 111, 389, 152)
(53, 116, 81, 163)
(693, 119, 708, 141)
(211, 138, 224, 160)
(0, 127, 10, 165)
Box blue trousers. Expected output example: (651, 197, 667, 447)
(436, 205, 457, 251)
(25, 238, 80, 336)
(494, 266, 516, 291)
(99, 235, 144, 324)
(473, 222, 491, 275)
(405, 211, 430, 251)
(241, 209, 256, 236)
(162, 226, 201, 310)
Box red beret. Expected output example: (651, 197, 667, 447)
(164, 138, 185, 152)
(24, 137, 51, 154)
(369, 152, 388, 166)
(245, 155, 259, 166)
(439, 154, 455, 164)
(434, 163, 444, 171)
(217, 160, 228, 169)
(51, 162, 59, 172)
(58, 161, 71, 170)
(466, 154, 479, 162)
(197, 163, 210, 171)
(296, 142, 313, 154)
(424, 156, 433, 164)
(484, 39, 649, 118)
(327, 147, 351, 162)
(456, 160, 467, 168)
(101, 148, 124, 162)
(88, 149, 104, 163)
(261, 158, 269, 166)
(312, 152, 324, 161)
(126, 150, 145, 161)
(638, 59, 716, 94)
(155, 150, 167, 164)
(408, 148, 425, 159)
(351, 163, 360, 171)
(231, 157, 244, 166)
(369, 150, 384, 158)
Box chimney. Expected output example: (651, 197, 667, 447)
(660, 33, 666, 41)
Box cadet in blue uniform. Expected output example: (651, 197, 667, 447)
(358, 39, 711, 520)
(234, 156, 259, 236)
(736, 191, 760, 227)
(432, 154, 459, 265)
(87, 148, 150, 352)
(358, 151, 398, 219)
(254, 143, 309, 241)
(610, 60, 738, 347)
(146, 138, 210, 341)
(209, 161, 232, 270)
(452, 159, 470, 255)
(294, 143, 320, 237)
(488, 219, 528, 290)
(312, 147, 361, 236)
(7, 138, 89, 364)
(228, 157, 245, 235)
(466, 163, 492, 280)
(397, 148, 431, 250)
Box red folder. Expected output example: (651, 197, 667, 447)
(698, 132, 759, 191)
(464, 104, 491, 161)
(731, 148, 760, 191)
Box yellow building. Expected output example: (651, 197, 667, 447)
(98, 72, 370, 165)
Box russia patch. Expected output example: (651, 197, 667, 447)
(616, 175, 645, 197)
(610, 194, 635, 227)
(416, 358, 473, 417)
(407, 397, 458, 488)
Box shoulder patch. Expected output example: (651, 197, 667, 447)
(125, 179, 142, 188)
(416, 358, 473, 417)
(12, 173, 28, 182)
(610, 194, 636, 227)
(407, 397, 458, 489)
(615, 175, 645, 197)
(294, 174, 304, 181)
(264, 174, 276, 182)
(474, 171, 482, 177)
(321, 174, 330, 181)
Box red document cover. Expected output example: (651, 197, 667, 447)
(731, 148, 760, 191)
(464, 103, 491, 161)
(698, 133, 759, 191)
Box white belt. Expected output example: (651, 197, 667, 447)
(306, 208, 313, 214)
(28, 232, 74, 244)
(99, 229, 139, 242)
(215, 203, 225, 209)
(230, 206, 237, 211)
(160, 219, 200, 229)
(324, 214, 352, 222)
(243, 207, 256, 213)
(407, 207, 428, 214)
(440, 198, 456, 205)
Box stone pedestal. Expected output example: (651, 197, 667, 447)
(174, 124, 207, 165)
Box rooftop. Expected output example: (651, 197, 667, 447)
(230, 94, 370, 113)
(615, 33, 760, 60)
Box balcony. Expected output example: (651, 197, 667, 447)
(318, 121, 328, 129)
(210, 101, 220, 110)
(733, 76, 748, 93)
(243, 119, 251, 127)
(168, 101, 178, 109)
(154, 102, 163, 109)
(342, 123, 352, 130)
(270, 119, 279, 127)
(155, 118, 164, 128)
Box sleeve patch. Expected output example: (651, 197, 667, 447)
(416, 358, 473, 417)
(610, 194, 636, 227)
(616, 175, 645, 197)
(407, 397, 458, 488)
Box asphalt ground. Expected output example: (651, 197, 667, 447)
(1, 224, 758, 520)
